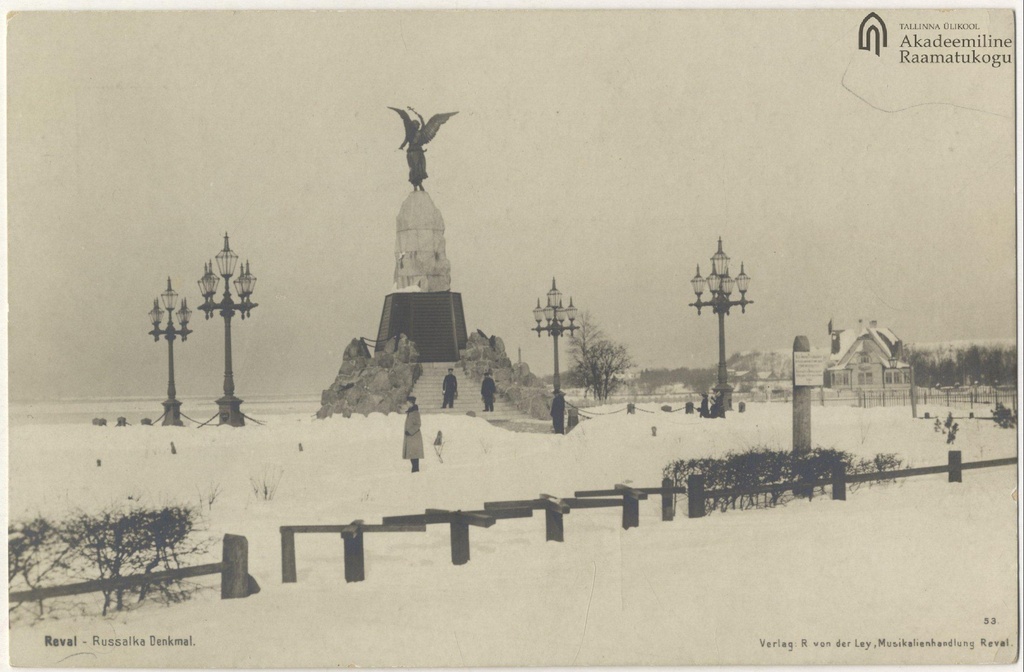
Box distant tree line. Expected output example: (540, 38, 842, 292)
(637, 367, 716, 394)
(904, 342, 1016, 388)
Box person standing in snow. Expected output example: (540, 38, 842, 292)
(403, 396, 424, 473)
(710, 392, 726, 419)
(481, 370, 496, 412)
(698, 393, 710, 418)
(442, 368, 458, 409)
(550, 389, 566, 434)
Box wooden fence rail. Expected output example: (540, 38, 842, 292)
(277, 452, 1015, 587)
(8, 534, 257, 604)
(280, 522, 426, 583)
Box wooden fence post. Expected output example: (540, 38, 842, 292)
(622, 494, 640, 530)
(910, 368, 917, 419)
(948, 450, 962, 483)
(450, 522, 470, 565)
(831, 462, 846, 501)
(342, 530, 365, 583)
(687, 474, 705, 518)
(281, 529, 297, 583)
(661, 477, 674, 521)
(545, 508, 564, 542)
(221, 534, 250, 599)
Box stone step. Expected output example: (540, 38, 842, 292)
(409, 364, 542, 427)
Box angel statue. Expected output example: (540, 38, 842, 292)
(388, 107, 459, 191)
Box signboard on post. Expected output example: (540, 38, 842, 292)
(793, 352, 827, 387)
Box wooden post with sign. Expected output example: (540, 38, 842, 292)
(792, 335, 814, 456)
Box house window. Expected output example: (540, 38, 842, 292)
(859, 353, 871, 364)
(858, 372, 873, 385)
(832, 371, 850, 387)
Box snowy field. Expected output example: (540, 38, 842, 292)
(6, 400, 1020, 666)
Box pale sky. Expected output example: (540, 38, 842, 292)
(6, 9, 1017, 400)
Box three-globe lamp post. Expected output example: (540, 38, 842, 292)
(197, 233, 258, 427)
(688, 238, 752, 412)
(148, 278, 192, 426)
(532, 278, 578, 393)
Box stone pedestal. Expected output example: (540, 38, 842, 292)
(217, 395, 245, 427)
(376, 292, 467, 362)
(394, 191, 451, 292)
(161, 399, 183, 427)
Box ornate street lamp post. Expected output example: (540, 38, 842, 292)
(689, 237, 752, 411)
(148, 278, 192, 426)
(532, 278, 578, 392)
(197, 233, 258, 427)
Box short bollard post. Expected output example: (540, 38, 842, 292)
(685, 401, 694, 414)
(831, 462, 847, 501)
(948, 450, 962, 483)
(687, 474, 705, 518)
(661, 477, 674, 521)
(738, 401, 746, 413)
(221, 534, 250, 599)
(281, 529, 297, 583)
(627, 403, 636, 414)
(342, 530, 365, 583)
(545, 508, 564, 542)
(450, 522, 470, 565)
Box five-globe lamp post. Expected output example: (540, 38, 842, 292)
(148, 278, 193, 426)
(197, 233, 258, 427)
(689, 238, 752, 412)
(532, 278, 578, 392)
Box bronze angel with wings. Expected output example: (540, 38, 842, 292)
(388, 107, 458, 190)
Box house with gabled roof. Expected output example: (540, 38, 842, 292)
(825, 320, 911, 390)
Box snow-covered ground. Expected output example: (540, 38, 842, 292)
(6, 401, 1020, 666)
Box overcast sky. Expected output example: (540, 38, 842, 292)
(6, 9, 1016, 401)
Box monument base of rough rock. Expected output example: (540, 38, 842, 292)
(318, 336, 421, 418)
(375, 291, 468, 363)
(457, 331, 552, 420)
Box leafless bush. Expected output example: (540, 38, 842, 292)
(249, 466, 283, 501)
(8, 517, 75, 619)
(64, 506, 211, 615)
(9, 505, 213, 621)
(196, 483, 222, 513)
(663, 446, 905, 514)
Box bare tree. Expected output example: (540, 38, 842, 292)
(568, 311, 634, 400)
(565, 311, 602, 397)
(593, 340, 634, 400)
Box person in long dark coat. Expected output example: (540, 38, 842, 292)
(710, 392, 726, 419)
(550, 389, 566, 434)
(698, 393, 710, 419)
(442, 368, 458, 409)
(402, 396, 424, 473)
(481, 371, 496, 412)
